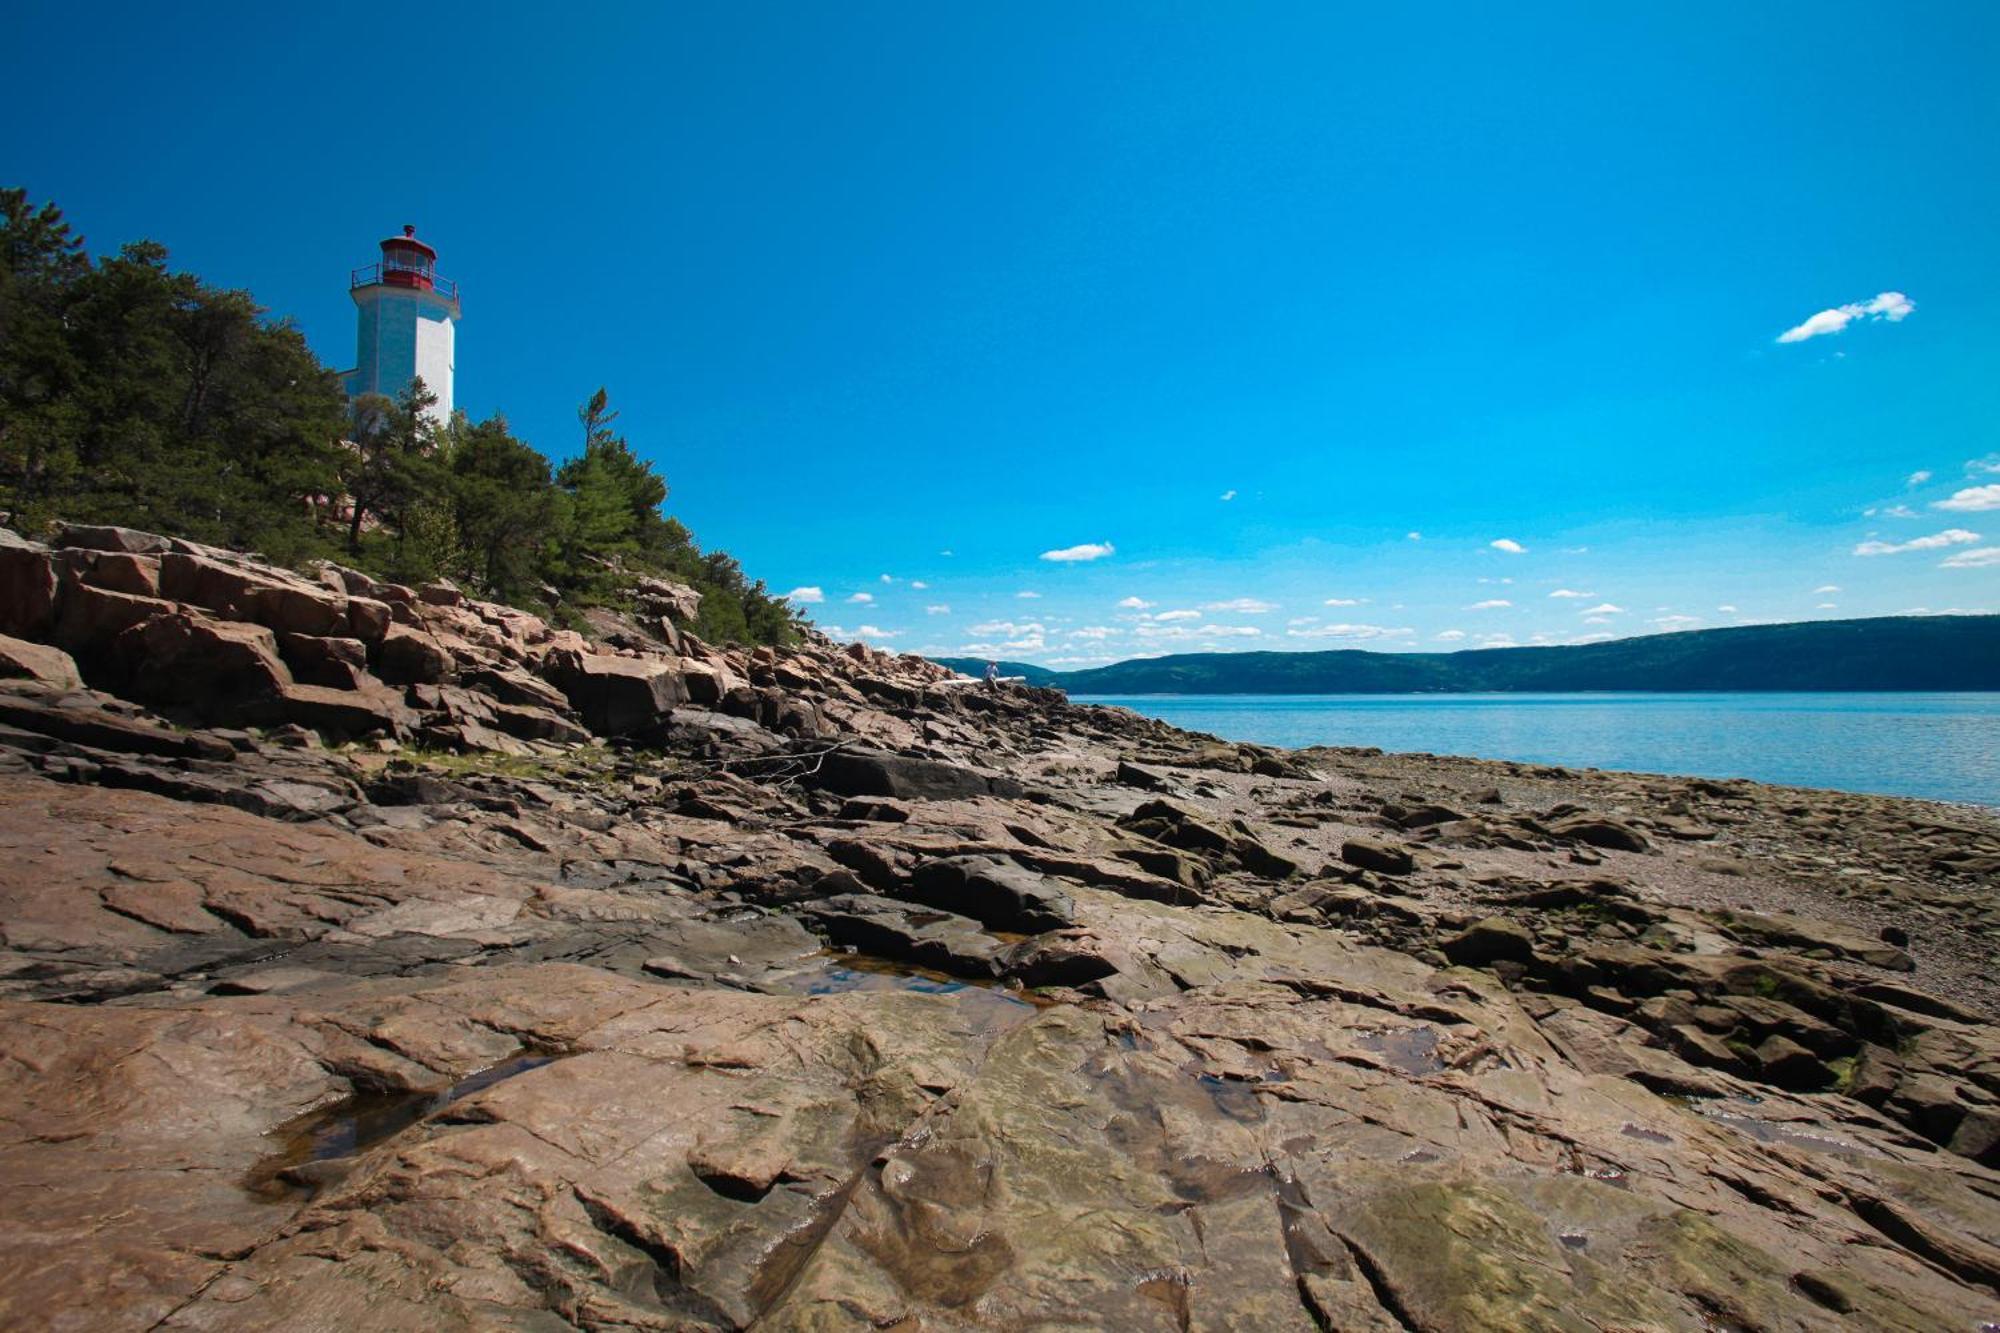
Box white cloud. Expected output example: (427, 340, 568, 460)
(1202, 597, 1277, 614)
(925, 604, 951, 615)
(1489, 538, 1526, 554)
(853, 625, 900, 640)
(847, 591, 875, 604)
(1717, 605, 1738, 613)
(1466, 599, 1512, 610)
(784, 586, 825, 604)
(1477, 577, 1514, 585)
(1548, 589, 1595, 599)
(1219, 489, 1237, 501)
(1582, 616, 1611, 625)
(1474, 633, 1517, 648)
(1116, 596, 1154, 610)
(1406, 531, 1422, 541)
(1322, 597, 1366, 607)
(911, 580, 928, 590)
(1434, 629, 1467, 641)
(1934, 484, 2000, 513)
(1197, 624, 1263, 637)
(1776, 291, 1914, 343)
(1582, 603, 1624, 615)
(970, 620, 1044, 637)
(1854, 528, 1980, 556)
(879, 573, 895, 584)
(1969, 454, 2000, 476)
(1017, 590, 1041, 599)
(1865, 503, 1919, 519)
(1284, 624, 1414, 641)
(1813, 585, 1841, 594)
(1816, 603, 1838, 610)
(1941, 546, 2000, 569)
(939, 549, 955, 557)
(1069, 626, 1120, 640)
(1153, 609, 1200, 622)
(1040, 541, 1115, 563)
(1651, 615, 1702, 630)
(1908, 470, 1933, 486)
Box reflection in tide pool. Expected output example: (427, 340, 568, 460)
(1070, 692, 2000, 807)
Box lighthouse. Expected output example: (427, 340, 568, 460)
(340, 225, 460, 423)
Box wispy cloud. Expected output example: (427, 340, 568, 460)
(1548, 588, 1594, 599)
(1406, 531, 1422, 541)
(1581, 603, 1624, 615)
(1853, 528, 1980, 556)
(1016, 590, 1042, 599)
(1202, 597, 1277, 614)
(1040, 541, 1115, 563)
(1489, 538, 1526, 554)
(1970, 454, 2000, 476)
(1865, 503, 1919, 519)
(853, 624, 901, 640)
(1152, 609, 1200, 622)
(879, 573, 895, 584)
(1466, 598, 1512, 610)
(1285, 624, 1414, 641)
(970, 620, 1043, 637)
(784, 586, 824, 604)
(847, 591, 875, 604)
(1116, 596, 1154, 610)
(1941, 546, 2000, 569)
(1934, 485, 2000, 513)
(911, 580, 928, 590)
(1908, 470, 1933, 486)
(1219, 489, 1237, 501)
(925, 604, 951, 615)
(1322, 597, 1367, 606)
(1434, 629, 1467, 641)
(1776, 291, 1913, 343)
(1651, 614, 1702, 630)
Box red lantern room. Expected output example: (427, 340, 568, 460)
(379, 224, 438, 290)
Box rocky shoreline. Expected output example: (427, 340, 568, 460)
(1, 523, 1997, 1330)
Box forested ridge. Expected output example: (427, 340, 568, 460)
(0, 189, 801, 646)
(947, 614, 2000, 693)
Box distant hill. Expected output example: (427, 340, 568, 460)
(945, 616, 2000, 694)
(932, 658, 1064, 686)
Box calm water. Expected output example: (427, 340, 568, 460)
(1070, 692, 2000, 807)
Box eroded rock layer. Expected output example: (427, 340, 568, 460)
(0, 523, 1997, 1331)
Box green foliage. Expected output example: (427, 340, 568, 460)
(0, 190, 348, 556)
(0, 190, 804, 647)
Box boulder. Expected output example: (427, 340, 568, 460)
(804, 748, 1024, 801)
(462, 666, 572, 713)
(0, 635, 82, 689)
(346, 596, 393, 643)
(1754, 1034, 1834, 1090)
(78, 551, 162, 598)
(907, 855, 1075, 932)
(1115, 759, 1173, 791)
(1548, 815, 1650, 853)
(543, 649, 689, 737)
(110, 611, 293, 722)
(54, 523, 171, 554)
(276, 634, 371, 689)
(278, 682, 412, 740)
(1341, 836, 1415, 876)
(1440, 916, 1537, 967)
(797, 893, 1006, 978)
(634, 576, 703, 624)
(376, 624, 455, 686)
(0, 538, 59, 638)
(53, 584, 177, 654)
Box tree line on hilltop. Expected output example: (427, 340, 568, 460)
(0, 189, 801, 647)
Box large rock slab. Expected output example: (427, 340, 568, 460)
(543, 649, 688, 737)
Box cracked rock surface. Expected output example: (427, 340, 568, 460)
(0, 524, 1998, 1330)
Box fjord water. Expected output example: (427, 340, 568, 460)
(1071, 692, 2000, 807)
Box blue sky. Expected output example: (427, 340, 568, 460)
(7, 2, 1998, 664)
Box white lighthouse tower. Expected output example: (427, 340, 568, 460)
(340, 225, 460, 423)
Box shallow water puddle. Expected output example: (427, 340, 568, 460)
(1356, 1026, 1445, 1075)
(1699, 1108, 1875, 1157)
(246, 1051, 557, 1196)
(772, 953, 1052, 1037)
